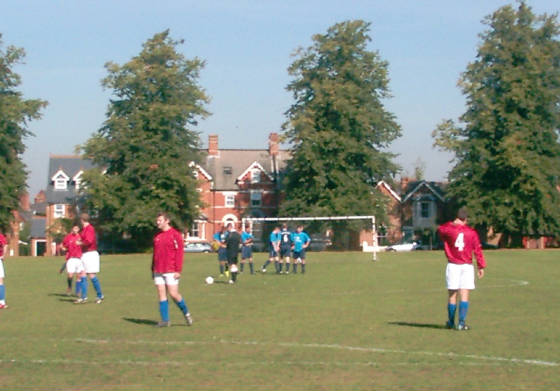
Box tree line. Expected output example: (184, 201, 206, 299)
(1, 2, 559, 249)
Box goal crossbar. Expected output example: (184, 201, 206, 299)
(241, 215, 378, 261)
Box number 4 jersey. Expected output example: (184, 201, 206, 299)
(437, 222, 486, 269)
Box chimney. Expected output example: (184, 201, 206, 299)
(269, 133, 279, 156)
(20, 192, 31, 211)
(208, 134, 219, 156)
(401, 177, 411, 192)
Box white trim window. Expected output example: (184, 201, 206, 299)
(251, 168, 261, 183)
(224, 192, 236, 207)
(53, 204, 65, 218)
(250, 191, 262, 207)
(189, 222, 200, 238)
(54, 173, 69, 190)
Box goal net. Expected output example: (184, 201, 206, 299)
(241, 215, 379, 261)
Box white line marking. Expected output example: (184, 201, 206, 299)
(385, 278, 529, 293)
(72, 338, 558, 367)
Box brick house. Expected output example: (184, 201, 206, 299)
(44, 155, 93, 256)
(188, 133, 289, 245)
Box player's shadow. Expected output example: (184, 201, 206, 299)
(388, 321, 447, 330)
(48, 293, 78, 303)
(123, 317, 158, 326)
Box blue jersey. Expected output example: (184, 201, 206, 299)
(213, 231, 228, 243)
(269, 231, 281, 246)
(292, 232, 310, 252)
(241, 231, 253, 247)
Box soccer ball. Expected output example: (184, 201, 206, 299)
(205, 276, 214, 285)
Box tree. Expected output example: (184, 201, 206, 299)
(0, 35, 47, 231)
(81, 30, 209, 250)
(432, 2, 560, 246)
(280, 20, 401, 232)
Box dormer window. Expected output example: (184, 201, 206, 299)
(224, 166, 233, 175)
(73, 171, 83, 190)
(251, 168, 261, 183)
(52, 170, 70, 190)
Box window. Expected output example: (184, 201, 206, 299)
(250, 191, 262, 207)
(251, 168, 261, 183)
(225, 193, 235, 207)
(54, 204, 65, 218)
(189, 222, 200, 238)
(420, 202, 430, 218)
(193, 170, 198, 179)
(223, 166, 232, 175)
(54, 175, 68, 190)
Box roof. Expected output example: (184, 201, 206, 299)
(402, 180, 446, 203)
(203, 149, 290, 189)
(30, 218, 46, 239)
(45, 155, 93, 204)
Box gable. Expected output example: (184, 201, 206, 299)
(236, 161, 274, 183)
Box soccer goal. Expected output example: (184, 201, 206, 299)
(241, 215, 379, 261)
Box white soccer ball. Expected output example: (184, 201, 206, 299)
(205, 276, 214, 285)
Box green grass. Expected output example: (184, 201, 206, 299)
(0, 249, 559, 390)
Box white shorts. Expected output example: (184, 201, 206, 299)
(446, 263, 475, 290)
(66, 258, 84, 274)
(0, 259, 4, 279)
(82, 251, 100, 274)
(154, 273, 179, 286)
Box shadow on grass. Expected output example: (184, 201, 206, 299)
(123, 318, 159, 326)
(388, 321, 447, 329)
(48, 293, 78, 303)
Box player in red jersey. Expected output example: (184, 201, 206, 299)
(74, 213, 104, 304)
(61, 225, 84, 296)
(152, 212, 193, 327)
(0, 231, 8, 308)
(438, 207, 486, 330)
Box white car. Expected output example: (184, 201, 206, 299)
(385, 241, 420, 252)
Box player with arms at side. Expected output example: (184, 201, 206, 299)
(225, 223, 242, 284)
(291, 225, 310, 274)
(74, 213, 104, 304)
(278, 224, 292, 274)
(0, 231, 8, 308)
(61, 225, 83, 296)
(261, 226, 280, 273)
(152, 212, 193, 327)
(438, 207, 486, 330)
(240, 225, 254, 274)
(213, 225, 229, 279)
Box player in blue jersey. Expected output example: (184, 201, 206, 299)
(213, 225, 229, 278)
(291, 225, 311, 274)
(278, 224, 292, 274)
(261, 226, 280, 273)
(240, 226, 254, 274)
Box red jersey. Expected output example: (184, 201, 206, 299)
(438, 221, 486, 269)
(62, 233, 82, 260)
(80, 224, 97, 252)
(0, 233, 6, 257)
(152, 227, 184, 274)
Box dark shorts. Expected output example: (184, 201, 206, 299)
(293, 250, 306, 260)
(227, 254, 238, 265)
(269, 248, 278, 258)
(280, 246, 291, 258)
(218, 248, 227, 261)
(241, 246, 252, 259)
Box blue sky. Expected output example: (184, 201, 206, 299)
(2, 0, 558, 196)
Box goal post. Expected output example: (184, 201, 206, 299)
(241, 215, 379, 261)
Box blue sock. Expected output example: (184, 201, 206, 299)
(91, 276, 103, 298)
(175, 298, 189, 315)
(302, 263, 306, 273)
(459, 301, 469, 325)
(159, 300, 169, 322)
(249, 263, 254, 274)
(0, 284, 5, 301)
(81, 277, 88, 299)
(447, 303, 457, 325)
(219, 264, 224, 274)
(293, 263, 297, 273)
(75, 279, 81, 296)
(262, 260, 270, 269)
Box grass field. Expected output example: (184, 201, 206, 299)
(0, 249, 558, 390)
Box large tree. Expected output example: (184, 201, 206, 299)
(0, 35, 47, 231)
(432, 2, 560, 245)
(81, 30, 209, 249)
(280, 20, 401, 228)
